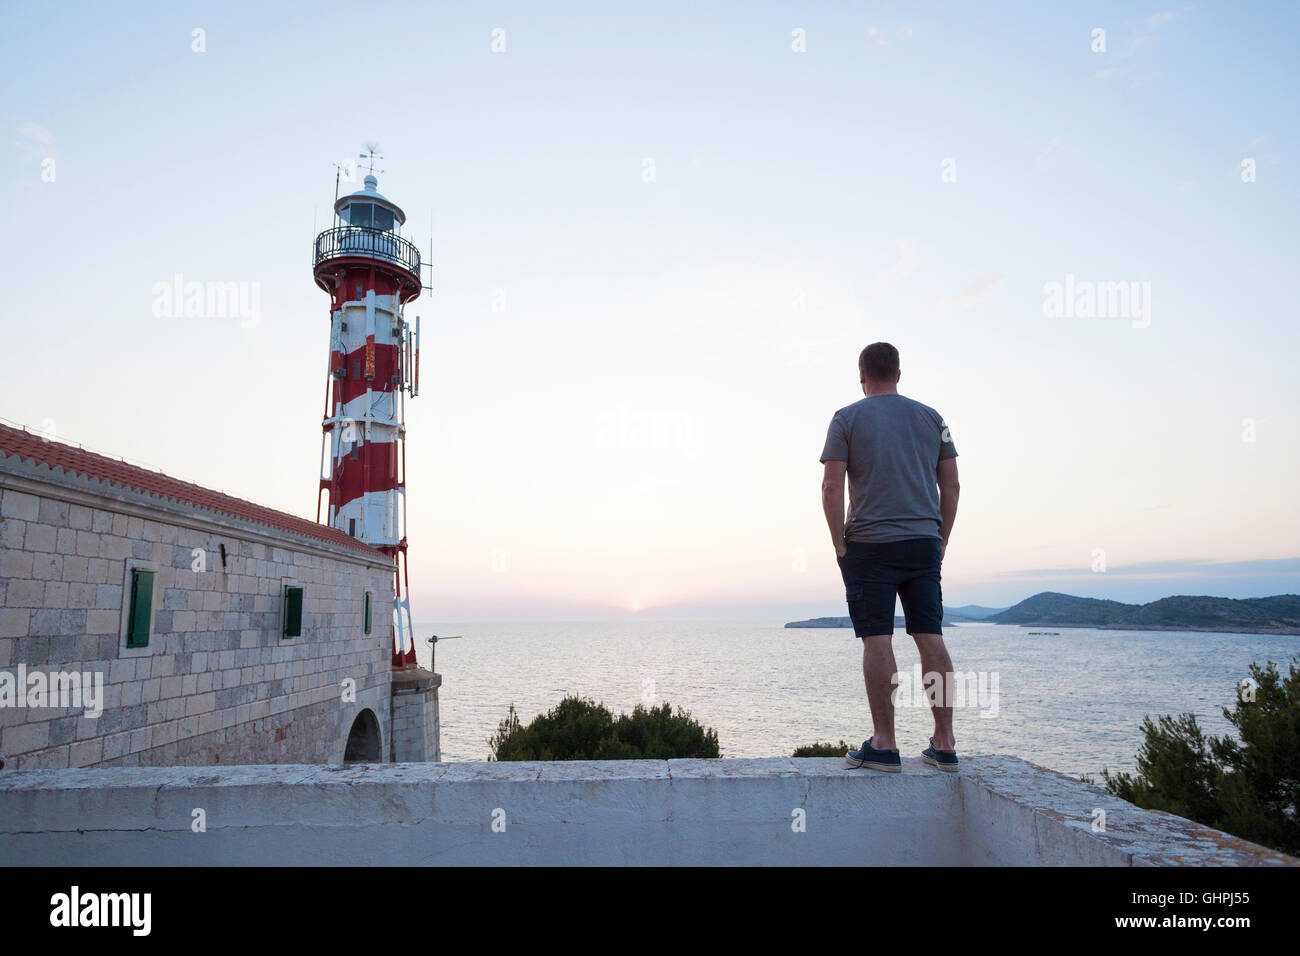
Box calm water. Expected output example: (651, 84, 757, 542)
(413, 621, 1299, 778)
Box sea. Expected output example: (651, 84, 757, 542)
(412, 620, 1299, 778)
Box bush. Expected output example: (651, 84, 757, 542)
(487, 695, 720, 760)
(792, 740, 851, 757)
(1101, 658, 1300, 856)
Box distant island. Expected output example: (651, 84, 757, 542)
(786, 592, 1300, 635)
(786, 605, 1006, 629)
(788, 615, 910, 629)
(788, 615, 965, 629)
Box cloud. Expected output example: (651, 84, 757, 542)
(1244, 134, 1281, 168)
(940, 272, 1004, 309)
(16, 122, 58, 162)
(1136, 8, 1191, 30)
(1095, 8, 1190, 85)
(997, 556, 1300, 582)
(1038, 135, 1069, 164)
(874, 238, 920, 282)
(866, 23, 913, 47)
(778, 334, 844, 368)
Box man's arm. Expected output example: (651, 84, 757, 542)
(821, 460, 848, 557)
(937, 457, 960, 559)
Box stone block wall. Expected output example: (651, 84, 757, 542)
(0, 464, 397, 770)
(390, 668, 441, 762)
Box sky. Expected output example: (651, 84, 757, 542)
(2, 1, 1298, 621)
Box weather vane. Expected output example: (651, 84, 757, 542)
(359, 141, 385, 178)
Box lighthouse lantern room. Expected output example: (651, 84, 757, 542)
(312, 170, 424, 667)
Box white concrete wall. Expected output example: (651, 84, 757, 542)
(956, 756, 1293, 866)
(0, 756, 1290, 866)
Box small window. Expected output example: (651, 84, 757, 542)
(283, 586, 303, 638)
(348, 203, 373, 228)
(126, 569, 154, 648)
(348, 518, 356, 537)
(364, 592, 372, 634)
(372, 206, 394, 232)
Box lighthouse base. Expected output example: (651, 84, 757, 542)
(390, 667, 442, 762)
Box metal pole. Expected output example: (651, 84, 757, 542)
(426, 635, 462, 673)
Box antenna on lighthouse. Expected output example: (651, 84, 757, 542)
(426, 634, 463, 674)
(421, 212, 435, 294)
(329, 157, 356, 222)
(359, 142, 385, 178)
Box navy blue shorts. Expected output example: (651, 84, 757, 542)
(836, 537, 944, 638)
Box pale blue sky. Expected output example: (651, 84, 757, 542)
(3, 2, 1298, 619)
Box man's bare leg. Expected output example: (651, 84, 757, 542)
(912, 632, 956, 751)
(862, 634, 898, 750)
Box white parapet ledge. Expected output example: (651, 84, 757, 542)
(0, 756, 1293, 866)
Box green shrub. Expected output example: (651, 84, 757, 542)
(792, 740, 851, 757)
(487, 695, 720, 761)
(1101, 657, 1300, 856)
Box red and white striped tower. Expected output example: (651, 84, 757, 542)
(313, 171, 424, 667)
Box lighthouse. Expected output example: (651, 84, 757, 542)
(313, 169, 424, 667)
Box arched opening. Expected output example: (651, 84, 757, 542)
(343, 708, 382, 763)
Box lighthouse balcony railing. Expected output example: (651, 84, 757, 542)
(314, 226, 420, 276)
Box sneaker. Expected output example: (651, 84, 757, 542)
(921, 737, 958, 772)
(845, 738, 901, 773)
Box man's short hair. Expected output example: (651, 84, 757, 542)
(858, 342, 900, 381)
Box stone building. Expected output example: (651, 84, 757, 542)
(0, 423, 439, 770)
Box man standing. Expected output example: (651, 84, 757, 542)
(819, 342, 961, 773)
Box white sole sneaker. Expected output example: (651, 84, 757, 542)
(845, 753, 902, 772)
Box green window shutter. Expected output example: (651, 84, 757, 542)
(283, 586, 303, 638)
(126, 569, 154, 648)
(364, 592, 372, 634)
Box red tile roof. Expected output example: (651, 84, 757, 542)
(0, 422, 386, 558)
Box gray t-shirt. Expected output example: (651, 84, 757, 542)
(819, 394, 957, 542)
